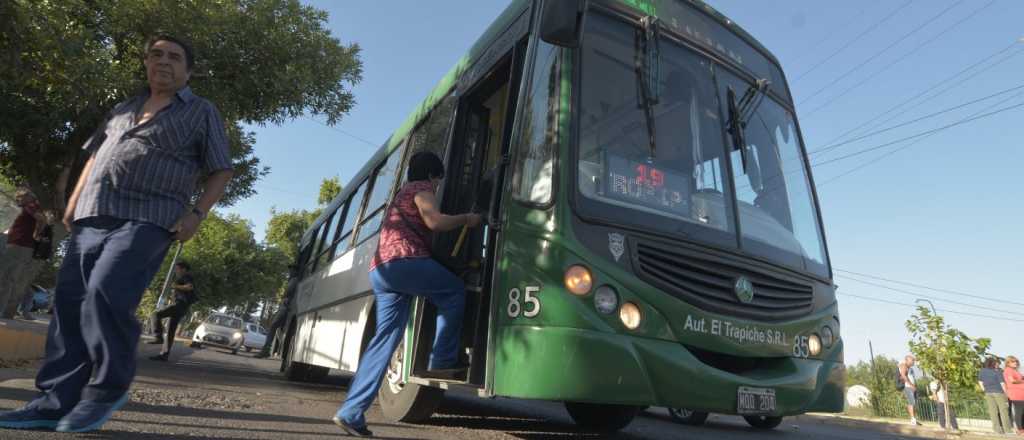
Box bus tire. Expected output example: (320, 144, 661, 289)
(305, 365, 330, 382)
(564, 402, 640, 432)
(743, 415, 783, 429)
(376, 338, 444, 423)
(378, 381, 444, 423)
(668, 408, 709, 426)
(281, 325, 322, 382)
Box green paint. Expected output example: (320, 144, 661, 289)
(369, 0, 842, 416)
(618, 0, 657, 15)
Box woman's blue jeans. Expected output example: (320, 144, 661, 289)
(337, 257, 465, 427)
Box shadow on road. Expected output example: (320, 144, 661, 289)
(426, 396, 649, 440)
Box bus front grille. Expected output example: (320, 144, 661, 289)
(634, 241, 813, 321)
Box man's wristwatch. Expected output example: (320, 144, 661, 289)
(191, 207, 207, 220)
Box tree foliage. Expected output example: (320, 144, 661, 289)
(139, 212, 290, 320)
(847, 355, 904, 416)
(318, 176, 342, 206)
(264, 207, 317, 263)
(265, 177, 341, 263)
(0, 0, 362, 212)
(906, 306, 991, 430)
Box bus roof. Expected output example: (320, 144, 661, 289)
(301, 0, 781, 244)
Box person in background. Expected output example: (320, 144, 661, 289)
(1004, 356, 1024, 435)
(929, 380, 959, 430)
(333, 151, 481, 437)
(254, 264, 299, 359)
(147, 261, 198, 361)
(0, 34, 233, 433)
(0, 188, 47, 319)
(15, 209, 57, 320)
(979, 357, 1013, 434)
(899, 355, 922, 426)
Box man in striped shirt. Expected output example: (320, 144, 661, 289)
(0, 34, 234, 433)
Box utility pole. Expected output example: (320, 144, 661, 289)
(154, 242, 184, 310)
(869, 340, 880, 415)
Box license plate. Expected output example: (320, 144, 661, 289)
(737, 386, 776, 415)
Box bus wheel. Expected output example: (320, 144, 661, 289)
(668, 408, 709, 426)
(377, 341, 444, 423)
(743, 415, 783, 429)
(564, 402, 640, 432)
(305, 365, 329, 382)
(282, 330, 318, 382)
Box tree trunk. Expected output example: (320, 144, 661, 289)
(942, 383, 953, 432)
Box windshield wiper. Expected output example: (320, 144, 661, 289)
(634, 16, 660, 160)
(726, 78, 769, 173)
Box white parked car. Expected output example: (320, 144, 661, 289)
(191, 313, 245, 354)
(242, 322, 267, 352)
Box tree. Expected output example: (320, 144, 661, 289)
(264, 207, 316, 263)
(265, 177, 341, 262)
(318, 176, 342, 206)
(0, 0, 362, 216)
(847, 355, 903, 416)
(906, 306, 991, 431)
(138, 212, 290, 323)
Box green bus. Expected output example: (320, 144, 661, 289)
(279, 0, 843, 432)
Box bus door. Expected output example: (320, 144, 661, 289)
(410, 42, 526, 386)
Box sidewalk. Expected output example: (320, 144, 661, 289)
(0, 317, 48, 363)
(811, 412, 1008, 440)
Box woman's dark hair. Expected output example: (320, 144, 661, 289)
(985, 356, 1000, 369)
(175, 261, 191, 271)
(406, 151, 445, 182)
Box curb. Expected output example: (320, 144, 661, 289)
(0, 318, 48, 362)
(807, 414, 1005, 440)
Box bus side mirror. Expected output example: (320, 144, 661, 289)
(539, 0, 587, 48)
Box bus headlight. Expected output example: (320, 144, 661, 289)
(619, 302, 642, 330)
(232, 332, 243, 340)
(808, 334, 822, 356)
(564, 265, 593, 296)
(821, 325, 834, 348)
(593, 286, 618, 314)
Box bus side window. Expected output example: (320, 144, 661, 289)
(333, 179, 368, 256)
(406, 93, 458, 185)
(315, 210, 340, 270)
(512, 40, 562, 205)
(355, 145, 406, 244)
(297, 241, 314, 278)
(303, 223, 324, 277)
(325, 198, 351, 261)
(310, 211, 337, 273)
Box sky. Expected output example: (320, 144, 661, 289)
(222, 0, 1024, 365)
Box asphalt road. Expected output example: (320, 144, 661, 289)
(0, 340, 966, 439)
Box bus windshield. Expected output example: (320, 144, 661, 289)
(576, 12, 829, 277)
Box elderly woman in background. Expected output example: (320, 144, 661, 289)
(1003, 356, 1024, 434)
(979, 357, 1012, 434)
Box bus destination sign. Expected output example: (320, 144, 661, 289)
(605, 154, 689, 216)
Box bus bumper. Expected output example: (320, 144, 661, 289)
(493, 325, 845, 415)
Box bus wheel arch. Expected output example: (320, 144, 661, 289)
(279, 319, 297, 373)
(564, 402, 640, 432)
(280, 318, 328, 382)
(743, 415, 783, 429)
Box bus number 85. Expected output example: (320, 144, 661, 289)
(508, 287, 541, 319)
